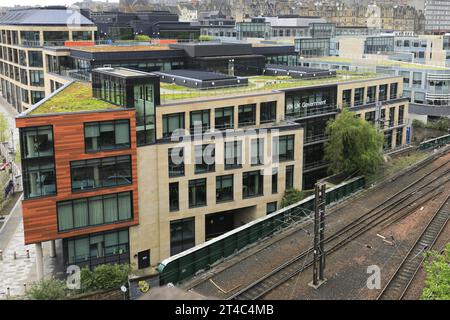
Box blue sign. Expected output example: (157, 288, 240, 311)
(406, 127, 411, 145)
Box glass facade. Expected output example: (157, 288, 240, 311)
(364, 36, 394, 54)
(295, 38, 330, 57)
(57, 191, 132, 232)
(134, 84, 156, 145)
(20, 126, 56, 199)
(286, 86, 337, 118)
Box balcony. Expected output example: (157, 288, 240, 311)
(304, 133, 329, 145)
(20, 40, 41, 47)
(303, 159, 329, 172)
(286, 104, 338, 120)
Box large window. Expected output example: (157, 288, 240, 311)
(272, 169, 278, 194)
(70, 155, 131, 192)
(189, 178, 207, 208)
(398, 105, 404, 125)
(390, 83, 398, 99)
(216, 175, 233, 203)
(31, 91, 44, 104)
(29, 70, 44, 86)
(251, 138, 264, 166)
(64, 229, 129, 267)
(367, 86, 376, 104)
(20, 126, 56, 199)
(224, 141, 242, 169)
(134, 84, 156, 146)
(190, 110, 210, 134)
(412, 72, 422, 88)
(84, 120, 130, 152)
(354, 87, 364, 106)
(365, 111, 376, 125)
(195, 144, 215, 174)
(168, 147, 184, 177)
(215, 107, 234, 130)
(243, 170, 264, 198)
(273, 135, 294, 162)
(170, 218, 195, 256)
(169, 182, 179, 212)
(285, 165, 294, 189)
(57, 191, 132, 231)
(163, 113, 185, 138)
(238, 104, 256, 127)
(260, 101, 277, 124)
(28, 51, 43, 67)
(379, 84, 387, 101)
(342, 89, 351, 107)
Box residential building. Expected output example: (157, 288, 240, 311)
(424, 0, 450, 34)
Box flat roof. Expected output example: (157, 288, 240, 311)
(160, 72, 389, 104)
(0, 8, 94, 26)
(94, 67, 156, 78)
(308, 56, 450, 71)
(72, 44, 173, 53)
(155, 69, 237, 81)
(28, 82, 122, 115)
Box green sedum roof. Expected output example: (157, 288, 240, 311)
(30, 82, 121, 115)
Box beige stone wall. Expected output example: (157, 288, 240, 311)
(130, 116, 303, 273)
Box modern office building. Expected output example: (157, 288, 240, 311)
(0, 7, 96, 112)
(16, 57, 409, 278)
(299, 56, 450, 121)
(424, 0, 450, 34)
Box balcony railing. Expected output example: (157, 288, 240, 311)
(303, 159, 329, 171)
(20, 40, 41, 47)
(304, 133, 329, 145)
(286, 104, 338, 120)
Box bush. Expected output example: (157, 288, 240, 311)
(412, 119, 425, 129)
(199, 35, 214, 41)
(27, 278, 67, 300)
(281, 188, 306, 208)
(134, 34, 151, 41)
(81, 264, 131, 291)
(422, 244, 450, 300)
(427, 118, 450, 132)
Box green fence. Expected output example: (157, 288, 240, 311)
(157, 176, 366, 285)
(419, 134, 450, 150)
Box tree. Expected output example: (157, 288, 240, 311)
(325, 108, 384, 175)
(422, 244, 450, 300)
(281, 188, 306, 208)
(80, 264, 130, 291)
(0, 113, 9, 142)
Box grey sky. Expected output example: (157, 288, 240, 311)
(2, 0, 119, 7)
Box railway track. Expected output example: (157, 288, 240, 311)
(377, 194, 450, 300)
(227, 160, 450, 300)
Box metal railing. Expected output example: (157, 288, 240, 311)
(303, 159, 329, 171)
(286, 104, 338, 120)
(304, 133, 329, 144)
(20, 40, 41, 47)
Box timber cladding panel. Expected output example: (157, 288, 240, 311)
(15, 109, 139, 245)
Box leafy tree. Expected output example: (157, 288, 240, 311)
(422, 244, 450, 300)
(0, 113, 9, 142)
(281, 188, 306, 208)
(81, 264, 130, 291)
(27, 278, 67, 300)
(325, 108, 384, 175)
